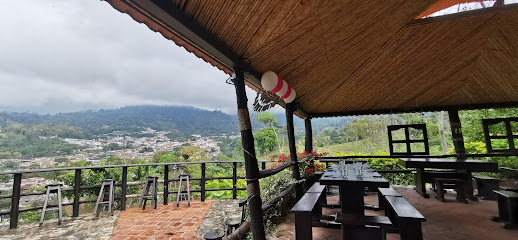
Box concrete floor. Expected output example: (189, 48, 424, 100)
(271, 185, 518, 240)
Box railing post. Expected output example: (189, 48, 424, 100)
(201, 163, 206, 202)
(10, 173, 21, 229)
(121, 167, 128, 211)
(164, 165, 169, 205)
(261, 162, 266, 170)
(73, 169, 81, 217)
(233, 162, 237, 199)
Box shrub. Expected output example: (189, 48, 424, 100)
(259, 170, 298, 233)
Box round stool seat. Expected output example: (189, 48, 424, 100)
(228, 219, 240, 227)
(203, 230, 224, 240)
(46, 183, 63, 187)
(227, 219, 241, 235)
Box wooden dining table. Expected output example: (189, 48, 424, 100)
(398, 158, 499, 199)
(320, 163, 389, 239)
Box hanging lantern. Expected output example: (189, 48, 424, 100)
(260, 71, 297, 103)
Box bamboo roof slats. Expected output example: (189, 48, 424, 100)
(317, 11, 497, 114)
(107, 0, 518, 118)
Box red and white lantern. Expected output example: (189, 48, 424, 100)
(260, 71, 296, 103)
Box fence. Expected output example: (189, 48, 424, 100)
(0, 160, 274, 229)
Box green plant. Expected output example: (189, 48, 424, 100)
(259, 170, 298, 233)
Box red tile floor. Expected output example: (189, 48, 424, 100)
(271, 186, 518, 240)
(111, 200, 213, 240)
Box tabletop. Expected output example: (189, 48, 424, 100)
(319, 164, 389, 188)
(398, 158, 498, 171)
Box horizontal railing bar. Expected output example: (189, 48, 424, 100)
(262, 183, 297, 211)
(0, 199, 98, 215)
(320, 153, 518, 160)
(377, 170, 416, 174)
(0, 160, 258, 175)
(258, 162, 294, 179)
(168, 178, 202, 182)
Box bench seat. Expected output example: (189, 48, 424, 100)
(291, 190, 326, 240)
(435, 178, 468, 203)
(473, 174, 501, 200)
(385, 196, 425, 240)
(377, 187, 402, 211)
(491, 190, 518, 229)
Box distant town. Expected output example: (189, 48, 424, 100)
(3, 128, 239, 170)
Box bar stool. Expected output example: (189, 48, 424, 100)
(94, 179, 115, 216)
(176, 174, 191, 207)
(226, 199, 247, 235)
(39, 183, 63, 227)
(139, 176, 158, 210)
(203, 229, 224, 240)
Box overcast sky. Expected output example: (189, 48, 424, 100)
(0, 0, 260, 114)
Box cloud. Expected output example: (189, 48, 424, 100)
(0, 0, 256, 114)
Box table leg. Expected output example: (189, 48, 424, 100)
(460, 170, 478, 201)
(339, 185, 364, 215)
(414, 168, 429, 198)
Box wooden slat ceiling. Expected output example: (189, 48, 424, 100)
(107, 0, 518, 118)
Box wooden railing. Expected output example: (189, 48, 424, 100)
(0, 160, 274, 229)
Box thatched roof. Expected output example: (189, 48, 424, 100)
(106, 0, 518, 118)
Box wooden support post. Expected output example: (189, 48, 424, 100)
(73, 169, 81, 217)
(287, 103, 302, 200)
(121, 167, 128, 211)
(233, 162, 238, 199)
(164, 165, 169, 205)
(261, 162, 266, 170)
(448, 109, 466, 159)
(234, 69, 266, 240)
(448, 109, 477, 201)
(201, 163, 206, 202)
(305, 118, 313, 153)
(10, 173, 21, 229)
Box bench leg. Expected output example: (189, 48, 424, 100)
(455, 182, 468, 204)
(399, 220, 423, 240)
(435, 181, 445, 202)
(295, 213, 312, 240)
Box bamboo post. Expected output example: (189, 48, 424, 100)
(448, 109, 466, 159)
(448, 109, 477, 200)
(234, 69, 266, 240)
(305, 117, 313, 153)
(287, 103, 302, 200)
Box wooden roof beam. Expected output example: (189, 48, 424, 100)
(406, 2, 518, 27)
(310, 101, 518, 118)
(115, 0, 309, 118)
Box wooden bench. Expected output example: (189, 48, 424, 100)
(306, 182, 327, 222)
(377, 187, 402, 211)
(500, 186, 518, 193)
(473, 174, 501, 200)
(385, 196, 426, 240)
(434, 178, 468, 203)
(491, 190, 518, 229)
(291, 192, 324, 240)
(424, 170, 466, 192)
(336, 213, 392, 240)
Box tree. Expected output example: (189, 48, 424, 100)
(255, 112, 284, 154)
(255, 127, 278, 154)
